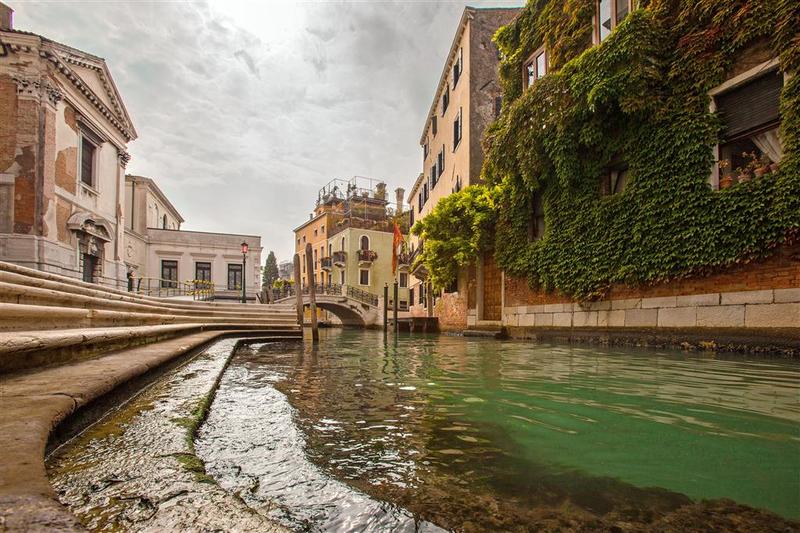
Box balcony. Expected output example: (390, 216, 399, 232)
(332, 250, 347, 268)
(357, 249, 378, 267)
(397, 251, 411, 272)
(321, 256, 332, 271)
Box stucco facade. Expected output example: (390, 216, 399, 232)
(406, 7, 520, 323)
(0, 9, 136, 288)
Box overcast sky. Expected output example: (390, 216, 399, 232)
(12, 0, 522, 262)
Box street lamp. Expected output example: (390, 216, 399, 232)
(241, 241, 249, 304)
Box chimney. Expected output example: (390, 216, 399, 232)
(0, 2, 13, 31)
(395, 187, 405, 215)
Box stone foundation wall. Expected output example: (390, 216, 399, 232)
(435, 291, 468, 331)
(502, 246, 800, 330)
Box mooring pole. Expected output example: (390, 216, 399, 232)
(293, 253, 302, 326)
(393, 280, 399, 334)
(383, 283, 388, 333)
(305, 243, 319, 343)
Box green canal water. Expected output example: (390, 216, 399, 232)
(197, 329, 800, 531)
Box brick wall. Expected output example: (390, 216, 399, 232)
(505, 245, 800, 307)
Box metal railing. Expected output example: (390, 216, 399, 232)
(357, 249, 378, 263)
(347, 285, 379, 307)
(332, 250, 347, 264)
(321, 257, 333, 270)
(131, 277, 215, 300)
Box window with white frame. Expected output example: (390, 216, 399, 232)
(360, 235, 370, 251)
(359, 268, 370, 286)
(399, 272, 408, 288)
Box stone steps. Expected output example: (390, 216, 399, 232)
(0, 323, 301, 374)
(0, 329, 298, 530)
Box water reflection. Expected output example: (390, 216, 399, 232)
(198, 329, 800, 531)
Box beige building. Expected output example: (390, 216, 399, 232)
(407, 6, 521, 322)
(123, 175, 262, 300)
(294, 177, 410, 314)
(0, 4, 136, 287)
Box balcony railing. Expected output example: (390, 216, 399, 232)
(397, 251, 411, 271)
(321, 256, 333, 271)
(357, 249, 378, 265)
(332, 250, 347, 267)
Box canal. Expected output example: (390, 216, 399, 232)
(49, 329, 800, 531)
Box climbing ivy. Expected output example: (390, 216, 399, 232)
(415, 0, 800, 300)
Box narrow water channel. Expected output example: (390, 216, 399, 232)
(198, 329, 800, 532)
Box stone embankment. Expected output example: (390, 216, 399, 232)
(0, 260, 301, 530)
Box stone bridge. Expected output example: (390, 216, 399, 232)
(274, 285, 383, 327)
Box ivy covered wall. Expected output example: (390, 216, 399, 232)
(413, 0, 800, 301)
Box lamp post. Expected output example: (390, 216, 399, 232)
(241, 241, 249, 304)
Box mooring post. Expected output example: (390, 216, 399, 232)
(393, 281, 399, 334)
(305, 243, 319, 343)
(383, 283, 389, 333)
(293, 253, 303, 326)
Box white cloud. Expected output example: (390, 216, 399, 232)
(11, 0, 522, 262)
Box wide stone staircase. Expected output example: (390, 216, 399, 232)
(0, 259, 302, 530)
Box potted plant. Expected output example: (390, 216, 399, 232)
(718, 160, 733, 189)
(753, 153, 770, 178)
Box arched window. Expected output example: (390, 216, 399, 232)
(328, 243, 332, 256)
(162, 214, 168, 229)
(341, 237, 346, 251)
(360, 235, 370, 251)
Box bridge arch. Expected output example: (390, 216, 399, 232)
(303, 301, 367, 327)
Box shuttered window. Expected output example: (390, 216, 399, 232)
(80, 136, 96, 186)
(717, 70, 782, 141)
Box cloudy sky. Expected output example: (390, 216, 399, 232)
(12, 0, 521, 262)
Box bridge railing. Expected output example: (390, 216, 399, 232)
(346, 285, 379, 307)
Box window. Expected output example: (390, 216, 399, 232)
(432, 115, 438, 136)
(359, 269, 370, 286)
(195, 262, 211, 282)
(409, 288, 414, 306)
(161, 260, 178, 288)
(227, 264, 242, 290)
(302, 255, 306, 273)
(399, 272, 408, 288)
(442, 85, 450, 115)
(418, 191, 424, 211)
(453, 107, 463, 150)
(321, 225, 325, 232)
(423, 181, 429, 203)
(524, 47, 547, 89)
(437, 146, 445, 177)
(423, 142, 429, 159)
(528, 192, 546, 240)
(419, 283, 425, 305)
(453, 47, 463, 87)
(431, 164, 438, 188)
(341, 236, 346, 251)
(360, 235, 370, 250)
(328, 243, 332, 256)
(600, 163, 630, 195)
(314, 229, 318, 237)
(409, 205, 415, 228)
(79, 133, 97, 187)
(162, 214, 168, 229)
(82, 254, 98, 283)
(595, 0, 631, 43)
(713, 69, 783, 189)
(340, 270, 345, 285)
(303, 235, 306, 243)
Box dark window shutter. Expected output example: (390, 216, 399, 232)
(81, 139, 95, 185)
(717, 71, 782, 140)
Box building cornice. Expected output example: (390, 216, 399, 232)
(125, 175, 185, 223)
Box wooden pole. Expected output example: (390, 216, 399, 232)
(305, 243, 319, 343)
(393, 280, 399, 334)
(383, 283, 388, 333)
(293, 253, 302, 325)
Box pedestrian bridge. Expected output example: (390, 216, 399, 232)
(274, 285, 383, 327)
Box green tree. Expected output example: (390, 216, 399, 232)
(262, 251, 279, 289)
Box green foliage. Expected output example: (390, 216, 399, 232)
(417, 0, 799, 301)
(412, 185, 498, 290)
(262, 251, 279, 288)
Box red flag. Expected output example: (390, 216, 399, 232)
(392, 221, 403, 274)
